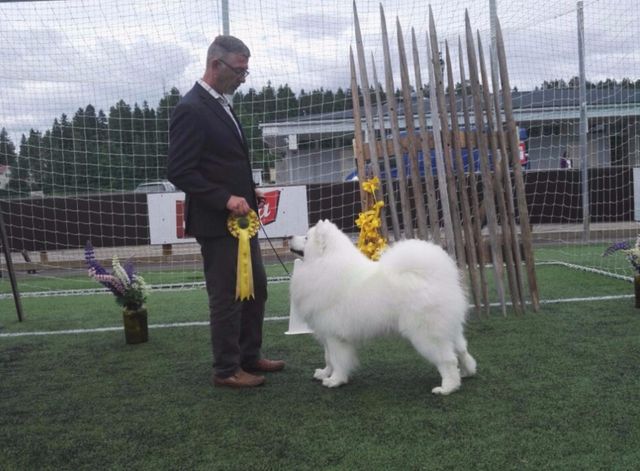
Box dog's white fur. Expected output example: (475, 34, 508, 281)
(289, 220, 476, 394)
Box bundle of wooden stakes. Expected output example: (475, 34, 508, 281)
(350, 2, 539, 316)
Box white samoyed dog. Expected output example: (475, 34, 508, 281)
(289, 219, 476, 395)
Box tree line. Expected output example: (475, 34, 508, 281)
(0, 90, 181, 197)
(0, 83, 357, 197)
(0, 77, 637, 197)
(537, 77, 640, 90)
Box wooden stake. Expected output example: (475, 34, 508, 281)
(426, 32, 456, 256)
(495, 18, 540, 311)
(428, 6, 466, 263)
(444, 40, 482, 315)
(352, 1, 389, 238)
(458, 36, 490, 315)
(379, 4, 413, 238)
(465, 10, 507, 315)
(477, 31, 523, 315)
(396, 17, 429, 240)
(489, 47, 526, 311)
(349, 47, 368, 208)
(371, 53, 402, 241)
(410, 27, 441, 245)
(0, 209, 24, 321)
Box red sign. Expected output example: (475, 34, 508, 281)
(176, 200, 185, 239)
(259, 190, 281, 226)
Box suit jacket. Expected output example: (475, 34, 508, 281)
(167, 82, 257, 238)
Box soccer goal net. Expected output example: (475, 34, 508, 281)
(0, 0, 639, 307)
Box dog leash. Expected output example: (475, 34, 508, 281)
(260, 223, 291, 277)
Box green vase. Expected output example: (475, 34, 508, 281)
(122, 305, 149, 344)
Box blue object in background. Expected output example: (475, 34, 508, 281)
(345, 127, 528, 181)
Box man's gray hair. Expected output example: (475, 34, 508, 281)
(207, 35, 251, 63)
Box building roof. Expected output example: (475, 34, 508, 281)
(260, 86, 640, 142)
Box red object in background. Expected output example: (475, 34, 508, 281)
(175, 200, 185, 239)
(259, 190, 281, 226)
(519, 142, 528, 166)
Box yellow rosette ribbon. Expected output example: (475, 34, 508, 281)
(227, 210, 260, 300)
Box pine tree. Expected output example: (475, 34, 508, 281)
(141, 101, 159, 182)
(48, 116, 74, 194)
(39, 129, 54, 194)
(132, 103, 147, 185)
(0, 128, 19, 196)
(276, 84, 298, 120)
(10, 135, 31, 195)
(20, 129, 43, 193)
(96, 109, 110, 191)
(156, 87, 182, 178)
(108, 100, 133, 189)
(71, 106, 97, 193)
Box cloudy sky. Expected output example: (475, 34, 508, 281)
(0, 0, 638, 143)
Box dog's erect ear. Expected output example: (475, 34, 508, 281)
(311, 220, 329, 250)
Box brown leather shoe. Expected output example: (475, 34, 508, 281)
(212, 369, 265, 388)
(244, 358, 285, 373)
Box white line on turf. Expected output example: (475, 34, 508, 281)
(0, 294, 632, 338)
(0, 317, 290, 338)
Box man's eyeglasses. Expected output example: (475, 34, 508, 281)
(218, 58, 249, 78)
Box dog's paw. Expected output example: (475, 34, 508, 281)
(313, 368, 331, 380)
(322, 376, 347, 388)
(460, 366, 476, 378)
(431, 385, 458, 395)
(459, 354, 477, 378)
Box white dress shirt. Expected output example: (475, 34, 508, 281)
(197, 78, 242, 137)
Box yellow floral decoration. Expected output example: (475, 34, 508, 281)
(227, 210, 260, 300)
(356, 177, 387, 261)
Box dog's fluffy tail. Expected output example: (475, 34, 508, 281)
(379, 240, 467, 317)
(379, 240, 458, 277)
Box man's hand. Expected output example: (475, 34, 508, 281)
(226, 195, 251, 216)
(256, 189, 266, 210)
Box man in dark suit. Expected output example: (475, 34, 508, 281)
(167, 35, 284, 388)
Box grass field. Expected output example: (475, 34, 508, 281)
(1, 264, 639, 469)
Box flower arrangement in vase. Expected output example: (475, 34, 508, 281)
(85, 242, 150, 343)
(603, 236, 640, 308)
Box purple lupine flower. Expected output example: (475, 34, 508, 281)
(88, 268, 125, 297)
(86, 243, 149, 308)
(85, 241, 108, 275)
(99, 274, 126, 296)
(603, 238, 640, 274)
(123, 259, 135, 283)
(603, 241, 631, 257)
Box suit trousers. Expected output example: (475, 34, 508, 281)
(197, 235, 268, 378)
